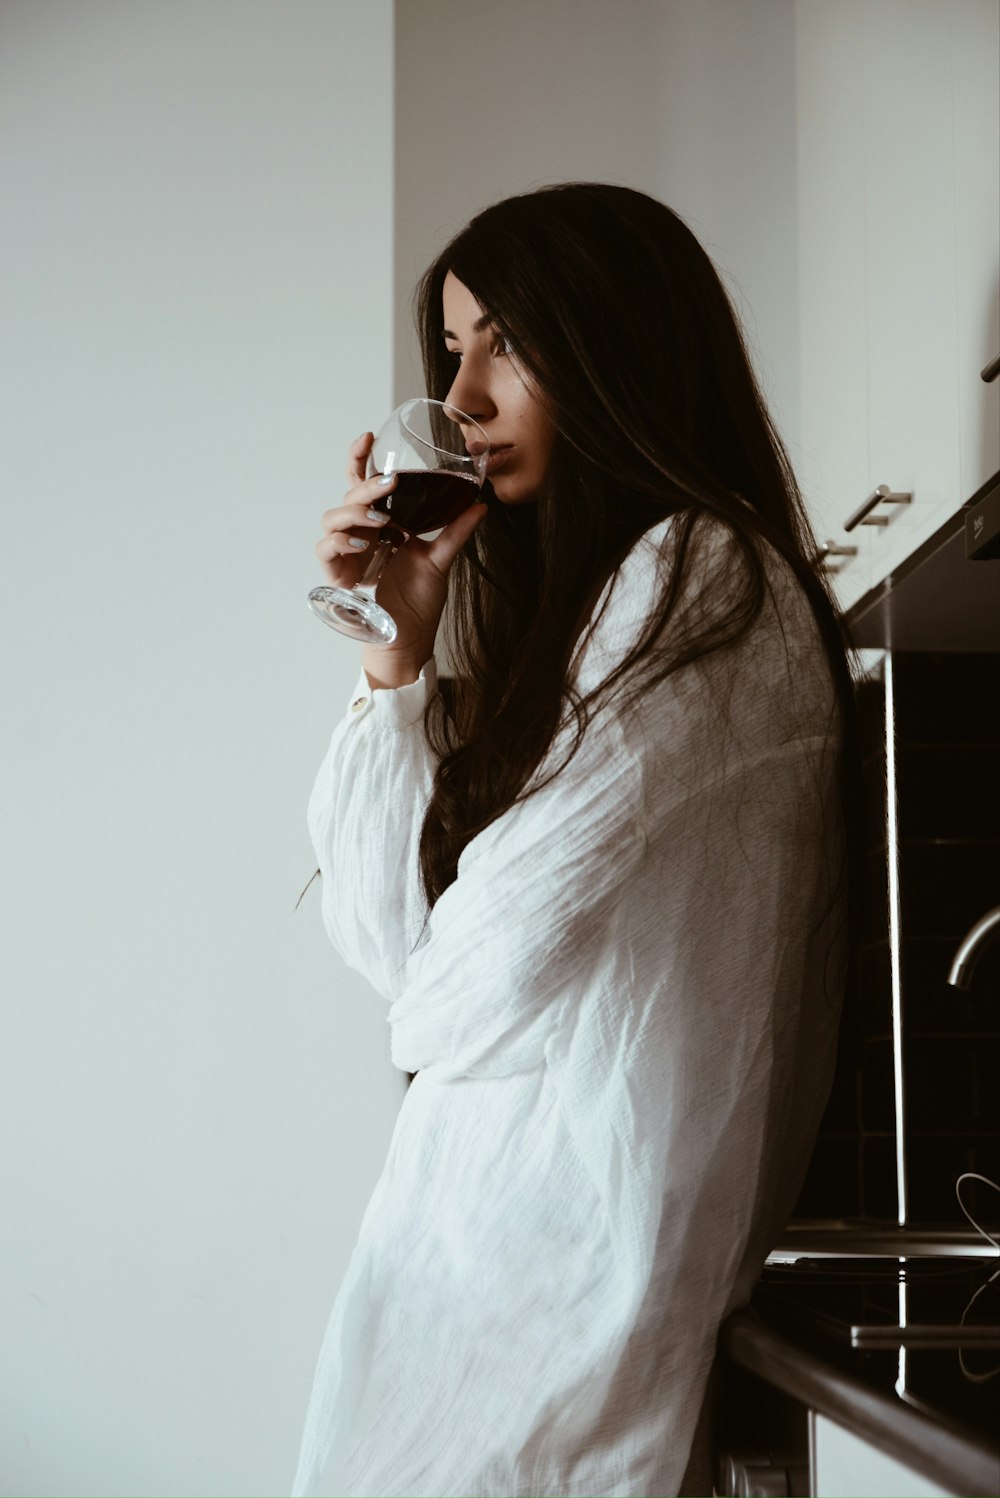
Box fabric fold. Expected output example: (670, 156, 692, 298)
(294, 515, 847, 1497)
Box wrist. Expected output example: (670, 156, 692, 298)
(362, 646, 433, 692)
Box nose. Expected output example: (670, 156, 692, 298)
(443, 360, 494, 429)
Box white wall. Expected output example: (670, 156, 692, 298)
(2, 3, 806, 1493)
(0, 4, 399, 1494)
(393, 0, 800, 466)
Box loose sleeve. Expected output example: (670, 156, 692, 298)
(305, 522, 664, 1016)
(307, 657, 439, 1001)
(388, 694, 647, 1078)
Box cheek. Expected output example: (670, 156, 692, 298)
(503, 371, 555, 467)
(531, 413, 557, 471)
(514, 396, 553, 455)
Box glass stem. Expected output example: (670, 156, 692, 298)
(357, 537, 397, 592)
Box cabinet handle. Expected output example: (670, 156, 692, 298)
(982, 351, 1000, 383)
(815, 539, 859, 574)
(844, 484, 913, 532)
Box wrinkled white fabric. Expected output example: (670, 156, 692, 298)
(292, 516, 846, 1498)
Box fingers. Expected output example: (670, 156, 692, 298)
(320, 474, 398, 533)
(317, 444, 487, 597)
(315, 456, 399, 582)
(315, 528, 373, 562)
(346, 431, 375, 485)
(425, 500, 489, 571)
(333, 468, 398, 517)
(315, 506, 390, 562)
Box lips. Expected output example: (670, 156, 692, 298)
(464, 438, 514, 476)
(484, 445, 514, 475)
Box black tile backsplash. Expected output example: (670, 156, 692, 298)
(858, 942, 892, 1038)
(898, 839, 1000, 941)
(793, 1136, 862, 1220)
(905, 938, 1000, 1036)
(896, 746, 1000, 840)
(862, 1136, 900, 1221)
(860, 1038, 896, 1133)
(891, 653, 1000, 746)
(792, 650, 1000, 1228)
(905, 1036, 1000, 1131)
(905, 1136, 1000, 1222)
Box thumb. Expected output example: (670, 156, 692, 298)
(426, 500, 489, 572)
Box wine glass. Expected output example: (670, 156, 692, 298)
(308, 399, 490, 645)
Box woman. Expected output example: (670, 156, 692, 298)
(292, 183, 861, 1498)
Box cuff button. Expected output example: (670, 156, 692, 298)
(349, 696, 369, 714)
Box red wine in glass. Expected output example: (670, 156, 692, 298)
(368, 467, 480, 544)
(308, 398, 489, 645)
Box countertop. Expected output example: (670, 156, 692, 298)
(720, 1257, 1000, 1496)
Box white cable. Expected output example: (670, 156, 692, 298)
(955, 1172, 1000, 1384)
(955, 1172, 1000, 1252)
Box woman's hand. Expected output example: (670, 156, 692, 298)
(315, 432, 488, 689)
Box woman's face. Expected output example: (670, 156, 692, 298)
(441, 271, 555, 505)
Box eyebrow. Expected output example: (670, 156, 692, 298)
(441, 313, 495, 340)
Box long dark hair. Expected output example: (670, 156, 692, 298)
(414, 182, 863, 1000)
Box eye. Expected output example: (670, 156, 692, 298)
(443, 331, 514, 364)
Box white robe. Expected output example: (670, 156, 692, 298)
(291, 516, 846, 1498)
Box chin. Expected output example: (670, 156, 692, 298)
(490, 474, 539, 506)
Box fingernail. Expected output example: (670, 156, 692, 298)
(366, 507, 389, 522)
(376, 473, 395, 487)
(349, 537, 368, 549)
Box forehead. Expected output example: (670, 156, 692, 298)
(441, 271, 493, 337)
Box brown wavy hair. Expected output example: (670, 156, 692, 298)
(411, 182, 863, 1005)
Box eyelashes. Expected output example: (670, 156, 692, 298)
(445, 333, 515, 364)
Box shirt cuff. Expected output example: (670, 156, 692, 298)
(344, 656, 438, 729)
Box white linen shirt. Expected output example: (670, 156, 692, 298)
(291, 516, 846, 1498)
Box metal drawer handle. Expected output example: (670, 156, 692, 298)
(815, 539, 859, 574)
(982, 351, 1000, 383)
(818, 540, 859, 557)
(844, 484, 913, 532)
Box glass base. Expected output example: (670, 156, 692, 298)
(307, 586, 398, 645)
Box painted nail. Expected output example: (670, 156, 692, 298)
(376, 473, 395, 487)
(349, 537, 368, 549)
(366, 507, 389, 522)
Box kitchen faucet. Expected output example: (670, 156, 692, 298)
(946, 906, 1000, 989)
